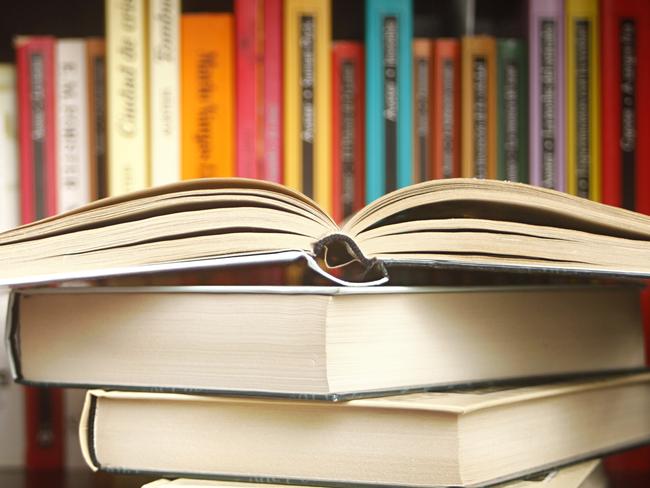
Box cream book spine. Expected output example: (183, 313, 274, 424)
(0, 290, 24, 467)
(149, 0, 180, 185)
(56, 39, 91, 212)
(0, 64, 19, 230)
(106, 0, 149, 195)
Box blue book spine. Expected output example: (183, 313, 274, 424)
(365, 0, 413, 203)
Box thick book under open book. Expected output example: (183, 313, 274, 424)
(6, 285, 644, 398)
(3, 178, 650, 286)
(80, 374, 650, 487)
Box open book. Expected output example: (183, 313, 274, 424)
(2, 178, 650, 286)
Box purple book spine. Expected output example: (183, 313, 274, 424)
(529, 0, 565, 191)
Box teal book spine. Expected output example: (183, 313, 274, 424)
(497, 39, 528, 182)
(365, 0, 413, 203)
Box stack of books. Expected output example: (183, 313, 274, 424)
(3, 177, 650, 487)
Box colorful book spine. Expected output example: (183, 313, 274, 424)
(528, 0, 565, 191)
(412, 39, 433, 183)
(566, 0, 600, 200)
(0, 64, 19, 231)
(149, 0, 180, 186)
(332, 41, 365, 223)
(181, 14, 235, 179)
(15, 36, 63, 470)
(284, 0, 331, 211)
(461, 35, 497, 179)
(56, 39, 91, 212)
(601, 0, 649, 211)
(497, 38, 528, 182)
(15, 36, 57, 222)
(431, 39, 460, 179)
(86, 38, 107, 200)
(106, 0, 149, 195)
(236, 0, 264, 178)
(365, 0, 413, 202)
(264, 0, 283, 183)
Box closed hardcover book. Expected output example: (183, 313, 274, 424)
(14, 36, 64, 471)
(0, 64, 19, 231)
(181, 14, 235, 179)
(149, 0, 181, 186)
(461, 36, 497, 179)
(0, 292, 23, 468)
(566, 0, 600, 200)
(86, 39, 107, 200)
(9, 285, 646, 397)
(601, 0, 649, 211)
(80, 374, 650, 487)
(106, 0, 149, 195)
(412, 39, 433, 183)
(283, 0, 331, 211)
(528, 0, 565, 191)
(431, 39, 460, 179)
(264, 0, 283, 183)
(332, 41, 364, 223)
(365, 0, 413, 202)
(497, 38, 528, 183)
(141, 461, 607, 488)
(56, 39, 91, 213)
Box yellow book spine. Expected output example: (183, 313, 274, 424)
(181, 14, 235, 179)
(283, 0, 331, 213)
(460, 36, 497, 179)
(106, 0, 150, 195)
(566, 0, 601, 201)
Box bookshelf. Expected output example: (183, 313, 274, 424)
(1, 0, 650, 487)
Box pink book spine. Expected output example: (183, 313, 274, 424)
(528, 0, 565, 191)
(235, 0, 262, 177)
(263, 0, 282, 183)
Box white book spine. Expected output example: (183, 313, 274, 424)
(149, 0, 180, 185)
(0, 65, 19, 231)
(56, 39, 91, 212)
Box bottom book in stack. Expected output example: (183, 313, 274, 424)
(142, 459, 608, 487)
(79, 373, 650, 487)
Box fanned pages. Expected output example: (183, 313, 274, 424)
(4, 178, 650, 286)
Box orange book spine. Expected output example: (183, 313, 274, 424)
(412, 39, 434, 183)
(181, 14, 235, 178)
(461, 36, 497, 179)
(86, 38, 106, 200)
(432, 39, 460, 179)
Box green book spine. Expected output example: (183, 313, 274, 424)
(497, 39, 528, 182)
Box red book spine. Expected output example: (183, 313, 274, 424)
(16, 37, 57, 223)
(601, 1, 650, 479)
(600, 0, 649, 210)
(431, 39, 461, 179)
(332, 41, 365, 223)
(15, 36, 64, 470)
(235, 0, 263, 178)
(263, 0, 282, 183)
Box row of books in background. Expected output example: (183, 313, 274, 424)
(1, 0, 649, 233)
